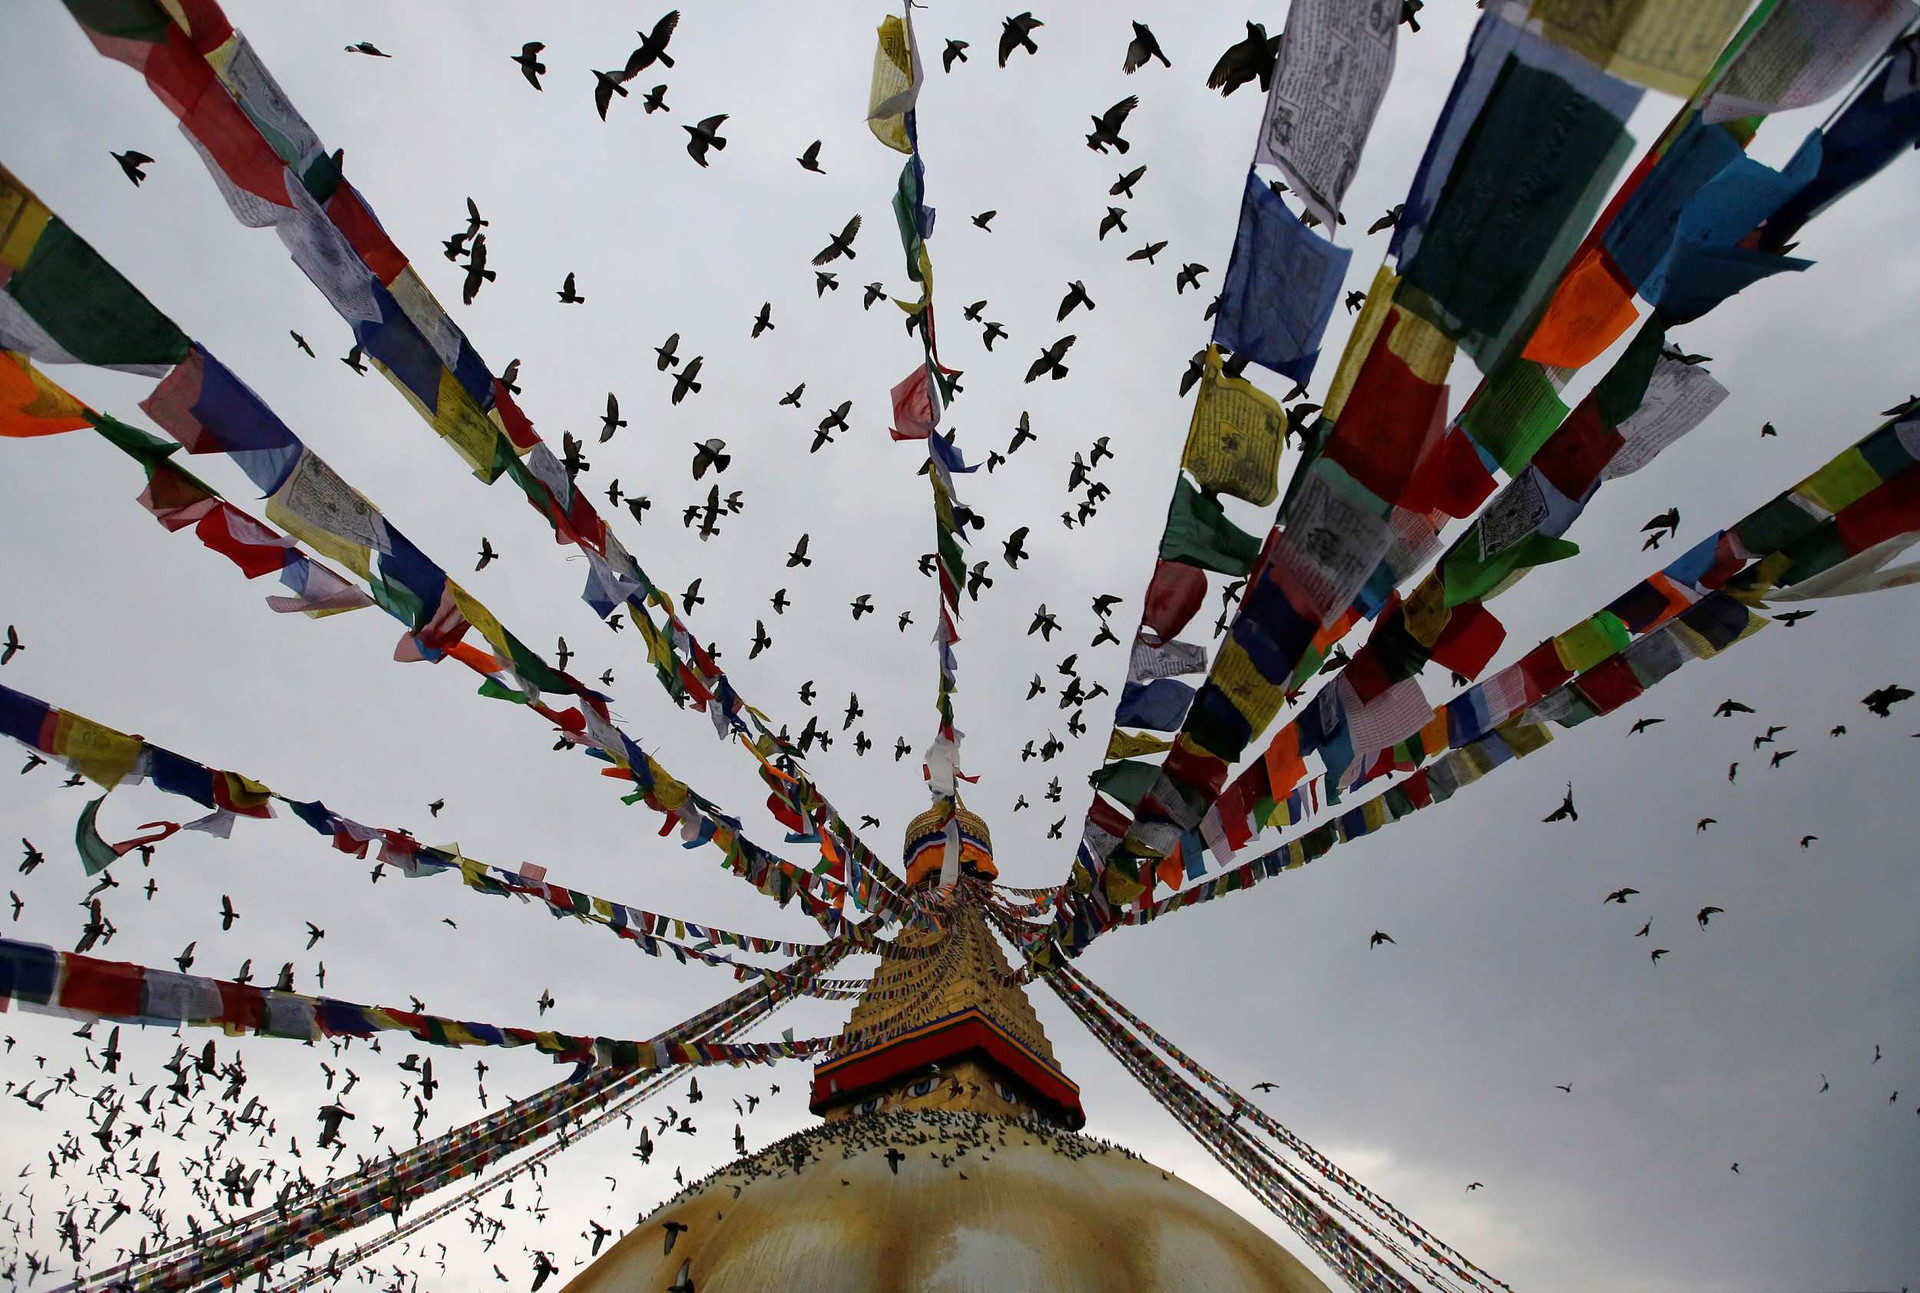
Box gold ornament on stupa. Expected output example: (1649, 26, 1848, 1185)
(561, 809, 1331, 1293)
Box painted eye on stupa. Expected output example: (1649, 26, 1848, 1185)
(856, 1096, 883, 1116)
(992, 1079, 1015, 1103)
(905, 1076, 939, 1098)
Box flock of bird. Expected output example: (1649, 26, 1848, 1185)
(5, 3, 1909, 1287)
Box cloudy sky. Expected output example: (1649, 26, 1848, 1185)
(2, 2, 1918, 1290)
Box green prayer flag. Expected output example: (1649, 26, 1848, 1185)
(7, 217, 190, 369)
(75, 797, 120, 877)
(1442, 531, 1579, 606)
(1160, 477, 1263, 576)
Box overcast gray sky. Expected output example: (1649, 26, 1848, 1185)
(1, 3, 1917, 1290)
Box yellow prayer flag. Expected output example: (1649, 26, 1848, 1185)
(51, 712, 144, 789)
(866, 15, 917, 153)
(1554, 618, 1623, 673)
(263, 453, 375, 580)
(1796, 448, 1882, 516)
(1208, 638, 1288, 745)
(1499, 720, 1555, 758)
(1106, 729, 1173, 761)
(1383, 303, 1456, 383)
(1182, 348, 1288, 506)
(1402, 573, 1451, 648)
(1530, 0, 1749, 97)
(1324, 265, 1398, 422)
(646, 759, 690, 812)
(0, 166, 53, 272)
(447, 581, 510, 660)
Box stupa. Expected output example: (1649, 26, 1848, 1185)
(563, 805, 1331, 1292)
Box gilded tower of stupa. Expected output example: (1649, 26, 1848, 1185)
(563, 804, 1329, 1292)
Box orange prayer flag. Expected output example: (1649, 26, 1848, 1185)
(443, 639, 500, 675)
(1522, 247, 1640, 370)
(1262, 725, 1307, 798)
(0, 352, 90, 438)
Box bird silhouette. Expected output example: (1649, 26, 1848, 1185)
(110, 149, 153, 185)
(684, 114, 729, 166)
(1542, 783, 1577, 823)
(1208, 23, 1282, 96)
(1026, 335, 1075, 382)
(1057, 281, 1096, 320)
(1369, 930, 1395, 948)
(797, 139, 824, 173)
(998, 13, 1043, 65)
(625, 10, 682, 75)
(557, 272, 585, 303)
(599, 392, 626, 441)
(1086, 96, 1139, 154)
(1122, 22, 1171, 73)
(511, 42, 546, 89)
(673, 355, 705, 403)
(813, 216, 862, 265)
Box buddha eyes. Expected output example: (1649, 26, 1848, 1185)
(992, 1080, 1015, 1102)
(857, 1097, 883, 1115)
(906, 1076, 939, 1098)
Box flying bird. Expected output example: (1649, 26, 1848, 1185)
(684, 114, 729, 166)
(1713, 698, 1755, 717)
(643, 83, 669, 113)
(1369, 930, 1395, 948)
(673, 355, 705, 403)
(691, 438, 730, 479)
(1111, 165, 1147, 198)
(290, 331, 315, 357)
(475, 538, 498, 573)
(797, 139, 825, 173)
(1604, 887, 1639, 904)
(1541, 783, 1576, 823)
(1696, 906, 1724, 929)
(1862, 684, 1914, 716)
(592, 69, 629, 120)
(655, 333, 681, 370)
(1057, 280, 1095, 319)
(624, 11, 682, 75)
(1207, 23, 1282, 97)
(813, 216, 862, 265)
(1175, 262, 1209, 294)
(111, 149, 153, 185)
(1367, 205, 1403, 235)
(1, 625, 21, 666)
(341, 343, 367, 374)
(599, 393, 626, 441)
(1003, 527, 1030, 568)
(1099, 207, 1128, 240)
(1628, 717, 1664, 735)
(1122, 22, 1171, 73)
(345, 42, 390, 57)
(557, 272, 585, 303)
(999, 12, 1043, 66)
(1026, 336, 1075, 382)
(943, 38, 969, 71)
(1086, 95, 1139, 153)
(511, 42, 546, 89)
(972, 210, 997, 231)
